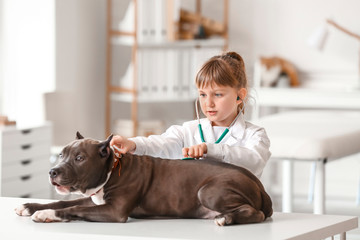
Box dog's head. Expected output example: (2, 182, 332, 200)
(49, 132, 114, 195)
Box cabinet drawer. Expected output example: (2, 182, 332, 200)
(1, 124, 51, 148)
(15, 189, 51, 199)
(1, 142, 51, 164)
(1, 173, 49, 197)
(2, 157, 50, 179)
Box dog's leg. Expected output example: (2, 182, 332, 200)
(198, 182, 265, 226)
(31, 203, 130, 223)
(15, 197, 94, 217)
(214, 204, 265, 226)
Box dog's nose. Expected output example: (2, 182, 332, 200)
(49, 169, 58, 178)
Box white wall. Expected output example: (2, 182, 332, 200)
(53, 0, 106, 143)
(230, 0, 359, 88)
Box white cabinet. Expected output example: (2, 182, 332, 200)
(0, 123, 52, 198)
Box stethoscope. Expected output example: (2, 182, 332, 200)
(182, 97, 244, 160)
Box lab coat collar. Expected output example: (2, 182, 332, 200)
(194, 114, 246, 145)
(194, 118, 215, 143)
(227, 113, 246, 144)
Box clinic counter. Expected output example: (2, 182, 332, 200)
(0, 197, 358, 240)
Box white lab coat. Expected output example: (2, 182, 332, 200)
(130, 114, 271, 178)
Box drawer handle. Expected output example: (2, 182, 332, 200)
(21, 159, 32, 165)
(20, 194, 31, 198)
(20, 175, 32, 181)
(21, 129, 32, 134)
(21, 144, 32, 150)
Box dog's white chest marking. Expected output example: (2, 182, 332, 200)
(81, 171, 111, 205)
(91, 188, 105, 205)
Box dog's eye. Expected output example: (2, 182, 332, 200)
(75, 155, 84, 162)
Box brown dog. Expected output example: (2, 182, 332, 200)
(15, 132, 272, 225)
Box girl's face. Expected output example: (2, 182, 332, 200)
(198, 84, 246, 127)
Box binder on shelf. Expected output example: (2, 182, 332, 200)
(165, 49, 179, 99)
(148, 49, 158, 98)
(147, 0, 157, 41)
(117, 0, 134, 33)
(137, 50, 149, 99)
(137, 0, 149, 43)
(180, 49, 191, 98)
(117, 62, 134, 90)
(186, 48, 197, 99)
(155, 49, 168, 98)
(154, 0, 168, 42)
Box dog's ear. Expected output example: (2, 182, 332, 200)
(76, 131, 84, 140)
(99, 134, 114, 158)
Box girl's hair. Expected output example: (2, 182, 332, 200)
(195, 51, 248, 111)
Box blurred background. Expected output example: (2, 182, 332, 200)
(1, 0, 360, 236)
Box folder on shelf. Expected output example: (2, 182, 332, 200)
(148, 0, 157, 41)
(148, 49, 158, 98)
(156, 49, 168, 99)
(180, 49, 191, 98)
(165, 49, 179, 99)
(117, 0, 134, 33)
(137, 0, 149, 43)
(137, 50, 149, 99)
(155, 0, 167, 42)
(118, 62, 134, 90)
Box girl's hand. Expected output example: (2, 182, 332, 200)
(182, 143, 207, 159)
(110, 135, 136, 155)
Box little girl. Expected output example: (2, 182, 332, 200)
(110, 52, 271, 178)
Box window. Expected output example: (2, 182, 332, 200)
(0, 0, 55, 127)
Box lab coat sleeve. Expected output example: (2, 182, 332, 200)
(205, 128, 271, 178)
(130, 125, 185, 159)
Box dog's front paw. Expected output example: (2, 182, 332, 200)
(31, 210, 62, 223)
(15, 205, 31, 216)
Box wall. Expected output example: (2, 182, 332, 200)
(53, 0, 106, 144)
(230, 0, 359, 88)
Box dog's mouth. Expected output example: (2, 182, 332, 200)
(50, 178, 71, 195)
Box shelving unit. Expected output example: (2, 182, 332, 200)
(105, 0, 229, 136)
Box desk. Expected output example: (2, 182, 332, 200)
(1, 197, 358, 240)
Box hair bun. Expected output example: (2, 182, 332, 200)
(226, 52, 242, 62)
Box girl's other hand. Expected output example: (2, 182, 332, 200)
(110, 135, 136, 155)
(182, 143, 207, 159)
